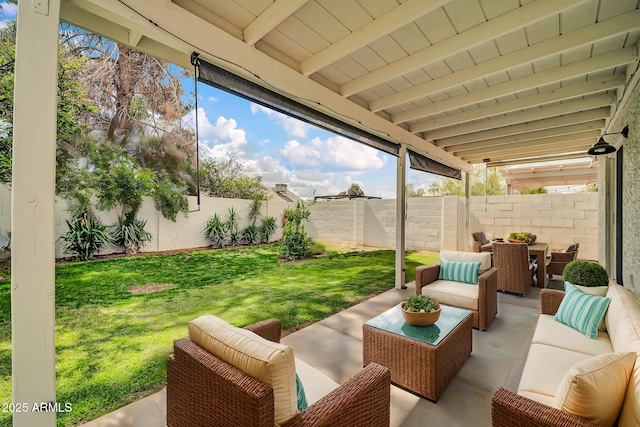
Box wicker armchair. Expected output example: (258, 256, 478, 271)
(493, 242, 534, 296)
(547, 245, 579, 277)
(415, 254, 498, 330)
(166, 318, 392, 427)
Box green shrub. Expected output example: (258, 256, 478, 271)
(203, 213, 228, 247)
(563, 260, 609, 287)
(259, 216, 278, 243)
(281, 201, 312, 261)
(309, 241, 327, 256)
(111, 212, 152, 255)
(58, 207, 112, 261)
(242, 225, 259, 245)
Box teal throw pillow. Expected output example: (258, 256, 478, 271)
(438, 258, 481, 285)
(296, 373, 308, 411)
(555, 282, 611, 339)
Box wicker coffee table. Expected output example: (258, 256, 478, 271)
(363, 304, 472, 402)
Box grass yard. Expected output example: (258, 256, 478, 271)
(0, 243, 438, 426)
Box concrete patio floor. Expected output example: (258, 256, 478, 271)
(79, 278, 563, 427)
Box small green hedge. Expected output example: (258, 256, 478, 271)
(563, 260, 609, 287)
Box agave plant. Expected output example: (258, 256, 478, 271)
(58, 207, 112, 261)
(203, 213, 228, 248)
(242, 225, 260, 245)
(111, 212, 153, 255)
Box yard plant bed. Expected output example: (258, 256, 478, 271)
(0, 243, 437, 426)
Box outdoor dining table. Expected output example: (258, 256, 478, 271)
(482, 242, 551, 288)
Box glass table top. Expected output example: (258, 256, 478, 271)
(364, 304, 472, 346)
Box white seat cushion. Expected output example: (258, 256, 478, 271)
(294, 358, 339, 406)
(532, 314, 613, 356)
(421, 279, 478, 311)
(518, 343, 594, 400)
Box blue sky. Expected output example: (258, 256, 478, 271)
(183, 80, 440, 199)
(1, 1, 439, 198)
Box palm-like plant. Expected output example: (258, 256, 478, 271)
(58, 206, 112, 261)
(111, 211, 152, 255)
(203, 213, 228, 247)
(260, 216, 277, 243)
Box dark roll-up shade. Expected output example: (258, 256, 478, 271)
(408, 149, 462, 180)
(195, 56, 400, 156)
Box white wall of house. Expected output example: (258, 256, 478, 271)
(620, 79, 640, 296)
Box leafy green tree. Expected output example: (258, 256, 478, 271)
(200, 153, 269, 200)
(339, 183, 365, 196)
(428, 165, 505, 196)
(281, 201, 312, 261)
(406, 183, 425, 197)
(0, 20, 98, 183)
(523, 187, 548, 194)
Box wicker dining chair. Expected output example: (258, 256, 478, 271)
(166, 318, 391, 427)
(547, 244, 579, 278)
(493, 242, 534, 296)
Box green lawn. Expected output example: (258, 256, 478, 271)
(0, 243, 438, 426)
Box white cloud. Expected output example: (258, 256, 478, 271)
(250, 103, 313, 138)
(280, 135, 385, 172)
(185, 108, 248, 159)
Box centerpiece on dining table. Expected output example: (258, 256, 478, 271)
(508, 232, 536, 245)
(401, 294, 441, 326)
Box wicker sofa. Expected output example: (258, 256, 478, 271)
(167, 317, 391, 427)
(415, 250, 497, 331)
(492, 283, 640, 427)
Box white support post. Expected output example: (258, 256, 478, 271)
(395, 145, 407, 289)
(464, 171, 470, 251)
(12, 1, 60, 426)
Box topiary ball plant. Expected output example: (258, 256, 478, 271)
(563, 260, 609, 287)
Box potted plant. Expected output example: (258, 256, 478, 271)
(401, 294, 441, 326)
(563, 260, 609, 287)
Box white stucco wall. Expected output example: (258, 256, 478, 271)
(0, 187, 292, 258)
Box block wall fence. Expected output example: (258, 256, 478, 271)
(307, 192, 598, 261)
(0, 187, 598, 260)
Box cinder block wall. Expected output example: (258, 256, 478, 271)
(306, 193, 598, 260)
(470, 193, 598, 260)
(0, 187, 598, 260)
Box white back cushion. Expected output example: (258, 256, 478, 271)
(605, 284, 640, 427)
(440, 250, 491, 273)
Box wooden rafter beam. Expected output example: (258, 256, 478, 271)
(393, 47, 637, 124)
(339, 0, 589, 96)
(244, 0, 309, 45)
(369, 10, 640, 112)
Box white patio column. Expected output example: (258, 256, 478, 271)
(464, 171, 470, 251)
(395, 145, 406, 289)
(12, 1, 60, 426)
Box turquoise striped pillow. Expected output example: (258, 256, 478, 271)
(555, 282, 611, 339)
(296, 373, 308, 411)
(438, 258, 481, 285)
